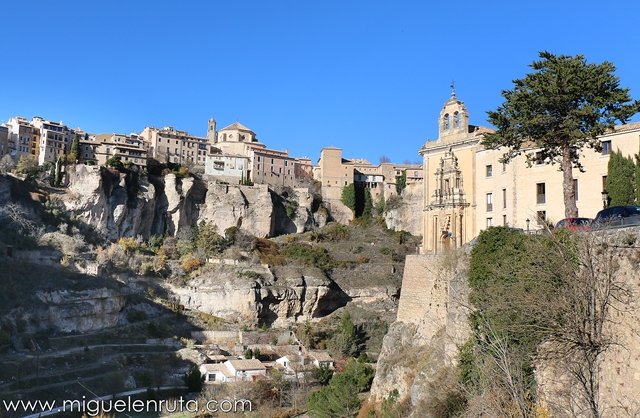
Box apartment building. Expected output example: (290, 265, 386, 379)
(31, 117, 75, 165)
(88, 133, 149, 167)
(419, 89, 640, 253)
(141, 126, 208, 166)
(5, 116, 36, 159)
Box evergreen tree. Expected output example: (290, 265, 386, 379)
(636, 154, 640, 205)
(395, 170, 407, 194)
(483, 51, 639, 217)
(607, 150, 636, 206)
(340, 183, 356, 213)
(362, 187, 373, 218)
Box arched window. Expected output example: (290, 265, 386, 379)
(454, 111, 460, 128)
(443, 114, 450, 130)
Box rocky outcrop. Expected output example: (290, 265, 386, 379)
(384, 182, 423, 237)
(64, 165, 159, 240)
(61, 166, 326, 240)
(170, 264, 350, 328)
(6, 288, 127, 335)
(199, 183, 274, 238)
(369, 251, 471, 414)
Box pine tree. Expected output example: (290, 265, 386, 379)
(607, 150, 636, 206)
(484, 51, 639, 217)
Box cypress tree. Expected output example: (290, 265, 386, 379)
(607, 150, 635, 206)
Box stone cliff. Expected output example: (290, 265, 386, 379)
(384, 182, 422, 237)
(170, 264, 350, 328)
(62, 165, 325, 240)
(370, 230, 640, 417)
(369, 251, 470, 413)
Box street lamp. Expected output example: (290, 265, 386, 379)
(601, 189, 609, 209)
(526, 218, 530, 233)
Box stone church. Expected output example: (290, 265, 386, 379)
(420, 88, 640, 254)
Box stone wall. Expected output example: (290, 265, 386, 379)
(370, 250, 471, 407)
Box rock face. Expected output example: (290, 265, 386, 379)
(199, 183, 274, 238)
(384, 182, 423, 237)
(7, 288, 127, 334)
(64, 165, 160, 240)
(62, 166, 327, 240)
(369, 252, 471, 414)
(170, 264, 350, 328)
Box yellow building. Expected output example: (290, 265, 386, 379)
(420, 90, 640, 254)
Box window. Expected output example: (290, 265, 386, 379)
(573, 179, 579, 202)
(486, 218, 493, 228)
(502, 162, 506, 172)
(486, 193, 493, 212)
(454, 111, 460, 128)
(534, 151, 544, 164)
(502, 188, 507, 209)
(602, 175, 607, 191)
(271, 158, 274, 164)
(486, 165, 493, 177)
(536, 183, 546, 204)
(537, 210, 546, 225)
(443, 114, 450, 130)
(602, 140, 611, 155)
(503, 215, 507, 226)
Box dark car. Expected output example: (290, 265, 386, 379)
(592, 206, 640, 228)
(555, 217, 592, 231)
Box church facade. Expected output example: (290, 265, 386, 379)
(420, 90, 640, 254)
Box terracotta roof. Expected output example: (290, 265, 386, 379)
(308, 351, 334, 362)
(219, 122, 254, 132)
(227, 359, 266, 371)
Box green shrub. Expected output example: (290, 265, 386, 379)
(282, 242, 334, 270)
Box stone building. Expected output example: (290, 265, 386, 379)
(80, 133, 148, 167)
(212, 121, 313, 188)
(5, 116, 37, 159)
(316, 147, 422, 202)
(31, 117, 75, 165)
(419, 89, 640, 253)
(140, 125, 208, 166)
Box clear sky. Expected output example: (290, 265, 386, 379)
(2, 1, 639, 164)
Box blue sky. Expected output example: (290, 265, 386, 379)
(2, 1, 639, 164)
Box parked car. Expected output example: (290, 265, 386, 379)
(591, 206, 640, 228)
(555, 217, 592, 231)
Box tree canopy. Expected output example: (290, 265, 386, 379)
(483, 51, 639, 217)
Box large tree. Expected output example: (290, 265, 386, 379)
(483, 51, 639, 217)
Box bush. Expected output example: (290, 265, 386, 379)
(184, 366, 203, 393)
(118, 237, 140, 254)
(181, 253, 203, 273)
(15, 154, 40, 181)
(324, 223, 350, 241)
(282, 242, 333, 270)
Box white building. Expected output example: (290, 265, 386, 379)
(204, 146, 249, 183)
(200, 359, 267, 384)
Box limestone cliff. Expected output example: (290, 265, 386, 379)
(170, 264, 350, 328)
(61, 166, 326, 240)
(384, 182, 423, 237)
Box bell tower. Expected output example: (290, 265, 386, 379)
(207, 118, 217, 142)
(438, 83, 469, 141)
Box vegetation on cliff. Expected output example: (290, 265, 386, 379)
(458, 226, 633, 418)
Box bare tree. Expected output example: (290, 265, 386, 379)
(379, 155, 391, 164)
